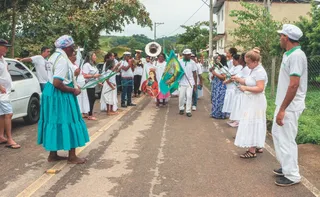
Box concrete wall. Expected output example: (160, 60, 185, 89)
(222, 1, 311, 51)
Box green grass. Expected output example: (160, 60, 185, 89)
(204, 74, 320, 145)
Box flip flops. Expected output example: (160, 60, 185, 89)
(5, 144, 21, 149)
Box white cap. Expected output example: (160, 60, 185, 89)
(123, 51, 131, 56)
(135, 49, 143, 53)
(182, 49, 192, 55)
(277, 24, 303, 41)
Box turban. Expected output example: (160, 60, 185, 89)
(54, 35, 74, 48)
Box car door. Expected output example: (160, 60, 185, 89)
(7, 60, 36, 119)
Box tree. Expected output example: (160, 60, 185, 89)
(177, 21, 216, 54)
(0, 0, 152, 57)
(229, 2, 282, 72)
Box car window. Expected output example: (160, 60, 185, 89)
(7, 60, 33, 81)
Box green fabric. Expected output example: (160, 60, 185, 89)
(159, 50, 185, 94)
(290, 73, 301, 77)
(38, 82, 89, 151)
(285, 46, 301, 56)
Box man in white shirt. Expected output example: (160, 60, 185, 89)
(120, 52, 136, 108)
(272, 24, 308, 187)
(178, 49, 197, 117)
(190, 54, 203, 111)
(0, 39, 20, 149)
(133, 50, 143, 97)
(19, 47, 51, 91)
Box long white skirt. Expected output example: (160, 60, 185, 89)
(100, 82, 118, 111)
(234, 92, 267, 148)
(222, 89, 235, 113)
(77, 86, 90, 114)
(229, 90, 244, 121)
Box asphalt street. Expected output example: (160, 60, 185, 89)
(0, 90, 318, 197)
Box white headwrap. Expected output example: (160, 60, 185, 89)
(54, 35, 74, 48)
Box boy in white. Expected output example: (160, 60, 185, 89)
(272, 24, 308, 187)
(178, 49, 197, 117)
(19, 47, 51, 91)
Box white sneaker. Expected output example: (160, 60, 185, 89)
(192, 106, 196, 111)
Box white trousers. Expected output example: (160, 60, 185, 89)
(272, 106, 303, 183)
(179, 85, 193, 113)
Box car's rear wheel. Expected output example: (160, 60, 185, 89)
(23, 96, 40, 124)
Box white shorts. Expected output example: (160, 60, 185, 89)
(0, 101, 13, 115)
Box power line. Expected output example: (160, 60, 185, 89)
(165, 0, 208, 37)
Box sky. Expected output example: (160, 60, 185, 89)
(103, 0, 212, 39)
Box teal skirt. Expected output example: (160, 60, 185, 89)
(38, 82, 90, 151)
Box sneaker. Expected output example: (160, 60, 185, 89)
(128, 103, 136, 106)
(186, 113, 192, 117)
(275, 176, 300, 187)
(121, 103, 127, 108)
(192, 106, 196, 111)
(273, 168, 284, 176)
(179, 110, 184, 115)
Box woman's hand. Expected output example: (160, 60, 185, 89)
(74, 68, 80, 77)
(0, 86, 6, 94)
(73, 88, 81, 96)
(231, 76, 239, 83)
(238, 85, 247, 92)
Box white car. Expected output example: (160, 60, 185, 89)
(5, 58, 42, 124)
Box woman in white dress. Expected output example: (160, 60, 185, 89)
(232, 48, 268, 159)
(101, 59, 119, 115)
(222, 55, 243, 116)
(155, 53, 170, 106)
(69, 52, 90, 118)
(228, 53, 251, 127)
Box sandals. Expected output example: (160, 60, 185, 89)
(5, 144, 21, 149)
(256, 148, 263, 153)
(240, 151, 256, 159)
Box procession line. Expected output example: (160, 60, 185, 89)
(16, 96, 145, 197)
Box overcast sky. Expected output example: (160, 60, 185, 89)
(104, 0, 211, 39)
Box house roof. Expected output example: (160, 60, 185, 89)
(213, 0, 310, 13)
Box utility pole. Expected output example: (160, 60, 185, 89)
(209, 0, 213, 59)
(154, 22, 164, 41)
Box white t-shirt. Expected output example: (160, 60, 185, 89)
(114, 59, 120, 76)
(179, 60, 197, 86)
(275, 46, 308, 111)
(227, 60, 234, 70)
(48, 49, 74, 85)
(121, 60, 133, 78)
(134, 66, 143, 76)
(31, 55, 51, 83)
(0, 57, 12, 101)
(245, 64, 268, 92)
(196, 63, 203, 85)
(82, 62, 99, 88)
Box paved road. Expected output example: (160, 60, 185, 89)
(0, 91, 317, 197)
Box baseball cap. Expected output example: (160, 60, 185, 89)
(0, 39, 12, 47)
(277, 24, 303, 41)
(182, 49, 192, 55)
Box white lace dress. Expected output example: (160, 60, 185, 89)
(234, 65, 268, 148)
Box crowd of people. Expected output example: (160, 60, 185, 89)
(0, 23, 308, 187)
(209, 24, 308, 187)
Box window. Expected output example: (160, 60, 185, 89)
(7, 61, 33, 81)
(217, 14, 220, 25)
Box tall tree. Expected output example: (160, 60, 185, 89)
(177, 21, 216, 53)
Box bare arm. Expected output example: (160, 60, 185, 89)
(231, 76, 246, 85)
(53, 78, 80, 95)
(19, 57, 32, 63)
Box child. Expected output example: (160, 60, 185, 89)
(101, 59, 119, 115)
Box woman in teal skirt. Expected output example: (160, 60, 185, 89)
(38, 35, 89, 164)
